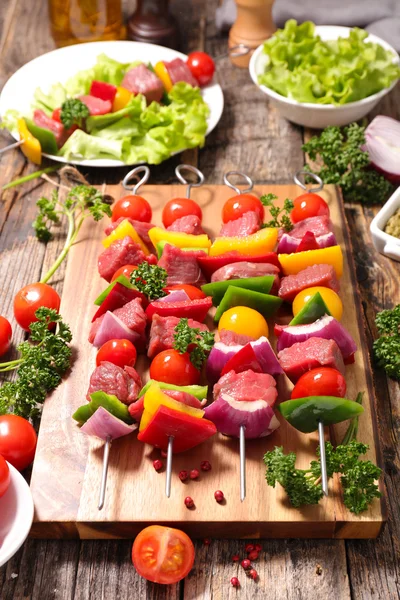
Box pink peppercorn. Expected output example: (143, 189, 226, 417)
(214, 490, 224, 503)
(241, 559, 251, 570)
(203, 538, 211, 546)
(230, 577, 240, 588)
(232, 554, 240, 562)
(245, 543, 254, 553)
(249, 569, 258, 580)
(190, 469, 200, 480)
(153, 459, 163, 472)
(179, 470, 188, 482)
(248, 550, 259, 561)
(184, 496, 194, 509)
(200, 460, 212, 471)
(254, 543, 262, 552)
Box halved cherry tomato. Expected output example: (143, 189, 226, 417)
(132, 525, 195, 584)
(291, 368, 347, 399)
(150, 350, 200, 386)
(222, 194, 264, 223)
(165, 284, 206, 300)
(291, 193, 330, 223)
(52, 108, 62, 123)
(111, 264, 137, 282)
(112, 195, 152, 223)
(162, 198, 202, 228)
(13, 283, 61, 331)
(187, 52, 215, 86)
(0, 455, 10, 498)
(96, 339, 137, 368)
(0, 415, 37, 471)
(0, 316, 12, 357)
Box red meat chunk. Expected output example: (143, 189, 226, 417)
(166, 215, 205, 235)
(121, 64, 164, 104)
(87, 361, 142, 405)
(278, 263, 340, 302)
(33, 109, 66, 147)
(283, 216, 333, 240)
(88, 298, 147, 348)
(148, 314, 208, 359)
(213, 369, 277, 406)
(218, 329, 255, 345)
(98, 236, 157, 282)
(79, 94, 112, 115)
(278, 337, 345, 382)
(104, 217, 155, 248)
(158, 243, 206, 286)
(219, 211, 261, 237)
(165, 58, 198, 87)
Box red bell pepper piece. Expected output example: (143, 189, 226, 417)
(296, 231, 320, 253)
(145, 297, 212, 322)
(89, 80, 118, 103)
(91, 283, 147, 322)
(137, 404, 217, 452)
(197, 252, 281, 280)
(221, 343, 262, 376)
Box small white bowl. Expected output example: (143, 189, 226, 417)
(249, 26, 399, 129)
(370, 185, 400, 261)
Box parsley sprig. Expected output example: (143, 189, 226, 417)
(260, 193, 294, 231)
(131, 263, 168, 301)
(0, 308, 72, 418)
(34, 185, 112, 283)
(373, 304, 400, 379)
(60, 98, 90, 129)
(173, 318, 215, 369)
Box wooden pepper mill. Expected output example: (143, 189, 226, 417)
(229, 0, 276, 67)
(127, 0, 180, 49)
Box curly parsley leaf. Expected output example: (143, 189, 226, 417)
(173, 318, 215, 370)
(373, 305, 400, 379)
(260, 193, 294, 231)
(60, 98, 89, 129)
(131, 262, 168, 301)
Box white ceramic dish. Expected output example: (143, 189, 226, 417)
(0, 462, 34, 567)
(0, 41, 224, 167)
(249, 26, 399, 129)
(370, 185, 400, 261)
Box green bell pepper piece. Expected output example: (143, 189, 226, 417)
(138, 380, 208, 400)
(94, 274, 134, 305)
(202, 275, 275, 307)
(289, 292, 331, 326)
(214, 285, 282, 322)
(278, 396, 364, 434)
(72, 391, 133, 425)
(25, 119, 58, 154)
(156, 240, 208, 258)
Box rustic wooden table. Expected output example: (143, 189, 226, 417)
(0, 1, 399, 598)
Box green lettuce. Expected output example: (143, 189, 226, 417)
(58, 129, 128, 161)
(258, 20, 400, 105)
(65, 54, 141, 96)
(32, 83, 67, 115)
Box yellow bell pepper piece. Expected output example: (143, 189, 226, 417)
(154, 61, 173, 92)
(112, 86, 133, 112)
(209, 227, 278, 257)
(139, 383, 204, 431)
(103, 218, 150, 254)
(149, 227, 211, 250)
(279, 245, 344, 278)
(17, 118, 41, 165)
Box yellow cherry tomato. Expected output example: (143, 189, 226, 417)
(112, 86, 133, 112)
(293, 287, 343, 321)
(154, 61, 173, 92)
(218, 306, 269, 339)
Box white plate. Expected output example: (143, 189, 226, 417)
(0, 41, 224, 167)
(370, 185, 400, 261)
(0, 462, 34, 567)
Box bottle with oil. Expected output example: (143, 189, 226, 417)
(48, 0, 126, 47)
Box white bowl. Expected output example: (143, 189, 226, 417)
(370, 185, 400, 261)
(249, 26, 399, 129)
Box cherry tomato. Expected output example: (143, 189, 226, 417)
(112, 195, 152, 223)
(162, 198, 202, 228)
(293, 286, 343, 321)
(96, 339, 137, 369)
(218, 306, 269, 339)
(0, 316, 12, 357)
(222, 194, 264, 223)
(187, 52, 215, 86)
(165, 284, 206, 300)
(0, 455, 10, 498)
(52, 107, 62, 122)
(111, 264, 137, 282)
(150, 349, 200, 386)
(13, 283, 61, 331)
(291, 193, 330, 223)
(291, 368, 347, 399)
(0, 415, 37, 471)
(132, 525, 195, 584)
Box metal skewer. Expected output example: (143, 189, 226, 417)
(294, 170, 324, 193)
(175, 164, 205, 198)
(223, 170, 254, 196)
(239, 424, 246, 502)
(98, 435, 112, 511)
(165, 436, 174, 498)
(0, 139, 23, 155)
(122, 165, 150, 193)
(318, 421, 329, 496)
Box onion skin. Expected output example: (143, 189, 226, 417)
(158, 290, 190, 303)
(363, 116, 400, 183)
(93, 311, 141, 348)
(277, 232, 337, 254)
(206, 342, 244, 384)
(81, 406, 138, 441)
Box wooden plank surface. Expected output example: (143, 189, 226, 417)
(0, 0, 399, 597)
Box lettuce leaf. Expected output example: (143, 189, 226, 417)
(86, 94, 146, 132)
(32, 83, 67, 115)
(58, 129, 128, 160)
(258, 20, 400, 105)
(65, 54, 141, 96)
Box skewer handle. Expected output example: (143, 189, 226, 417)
(0, 139, 24, 155)
(98, 436, 112, 510)
(318, 421, 329, 496)
(165, 436, 174, 498)
(240, 424, 246, 502)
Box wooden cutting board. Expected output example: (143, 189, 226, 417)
(28, 184, 384, 540)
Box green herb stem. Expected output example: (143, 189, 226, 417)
(2, 166, 59, 191)
(40, 210, 76, 284)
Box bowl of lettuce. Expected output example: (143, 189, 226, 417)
(249, 21, 400, 128)
(0, 41, 224, 166)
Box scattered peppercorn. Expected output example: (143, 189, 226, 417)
(245, 543, 255, 553)
(232, 554, 240, 562)
(241, 559, 251, 570)
(179, 470, 189, 482)
(203, 538, 211, 546)
(248, 550, 259, 561)
(249, 569, 258, 581)
(153, 459, 163, 472)
(214, 490, 224, 503)
(184, 496, 194, 508)
(254, 543, 262, 552)
(230, 577, 240, 588)
(190, 469, 200, 480)
(200, 460, 212, 471)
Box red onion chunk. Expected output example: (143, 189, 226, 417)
(363, 116, 400, 181)
(204, 393, 279, 439)
(93, 311, 141, 348)
(277, 232, 337, 253)
(81, 406, 138, 441)
(251, 337, 284, 376)
(158, 289, 190, 303)
(206, 342, 244, 384)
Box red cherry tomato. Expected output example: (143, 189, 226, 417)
(222, 194, 264, 223)
(150, 349, 200, 386)
(112, 195, 152, 223)
(291, 368, 347, 399)
(132, 525, 195, 584)
(52, 107, 62, 122)
(291, 193, 330, 223)
(111, 265, 137, 282)
(0, 455, 10, 498)
(0, 316, 12, 357)
(96, 339, 137, 369)
(165, 284, 206, 300)
(187, 52, 215, 87)
(13, 283, 61, 331)
(0, 415, 37, 471)
(162, 198, 202, 228)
